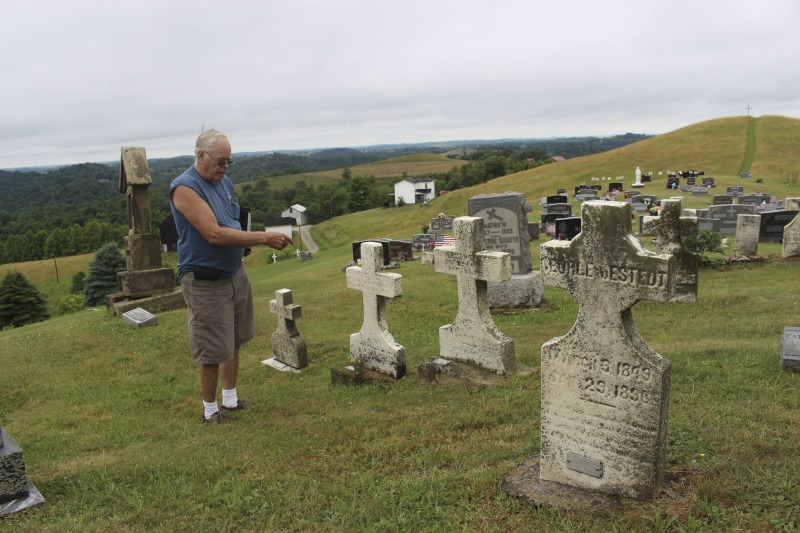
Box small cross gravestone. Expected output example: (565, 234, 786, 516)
(536, 201, 678, 501)
(643, 198, 699, 302)
(345, 242, 406, 378)
(433, 216, 516, 374)
(266, 288, 308, 370)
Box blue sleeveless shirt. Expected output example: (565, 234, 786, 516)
(169, 166, 244, 278)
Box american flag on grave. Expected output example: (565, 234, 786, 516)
(434, 235, 456, 247)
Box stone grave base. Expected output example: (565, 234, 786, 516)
(262, 358, 302, 373)
(330, 365, 400, 386)
(500, 456, 623, 515)
(417, 357, 536, 386)
(0, 482, 45, 516)
(488, 272, 544, 310)
(106, 290, 186, 318)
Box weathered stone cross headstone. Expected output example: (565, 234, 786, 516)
(346, 242, 406, 378)
(539, 201, 677, 500)
(643, 198, 699, 302)
(268, 288, 308, 370)
(434, 216, 516, 374)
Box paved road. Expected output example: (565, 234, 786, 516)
(297, 225, 319, 253)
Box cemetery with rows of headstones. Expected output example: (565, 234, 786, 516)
(1, 117, 799, 530)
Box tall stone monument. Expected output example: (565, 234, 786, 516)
(108, 147, 185, 317)
(346, 242, 406, 379)
(502, 201, 680, 508)
(468, 192, 544, 309)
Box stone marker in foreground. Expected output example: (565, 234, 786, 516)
(0, 427, 45, 516)
(265, 288, 308, 371)
(345, 242, 405, 379)
(781, 326, 800, 372)
(504, 201, 678, 507)
(431, 216, 516, 374)
(121, 307, 157, 327)
(784, 212, 800, 258)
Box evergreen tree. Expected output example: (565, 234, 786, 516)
(70, 271, 86, 294)
(83, 242, 125, 306)
(0, 271, 49, 330)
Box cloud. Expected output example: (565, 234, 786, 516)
(2, 0, 799, 168)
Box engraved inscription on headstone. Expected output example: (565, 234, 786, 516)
(760, 210, 799, 243)
(539, 201, 677, 500)
(121, 307, 157, 327)
(468, 192, 532, 275)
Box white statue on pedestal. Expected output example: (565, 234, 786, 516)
(634, 166, 643, 188)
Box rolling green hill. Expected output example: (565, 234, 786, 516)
(312, 115, 800, 246)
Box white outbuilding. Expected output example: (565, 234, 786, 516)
(393, 177, 435, 205)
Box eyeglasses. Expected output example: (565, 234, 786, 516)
(203, 151, 234, 167)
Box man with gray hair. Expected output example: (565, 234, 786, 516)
(170, 128, 293, 423)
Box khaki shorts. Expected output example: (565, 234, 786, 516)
(181, 265, 255, 365)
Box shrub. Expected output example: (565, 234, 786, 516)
(0, 271, 50, 329)
(83, 242, 125, 306)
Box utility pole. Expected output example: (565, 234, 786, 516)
(746, 105, 752, 116)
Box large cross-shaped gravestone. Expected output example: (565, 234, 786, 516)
(269, 288, 308, 370)
(434, 216, 515, 374)
(539, 201, 677, 500)
(643, 198, 699, 302)
(346, 242, 406, 378)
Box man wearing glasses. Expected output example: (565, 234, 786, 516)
(170, 128, 293, 424)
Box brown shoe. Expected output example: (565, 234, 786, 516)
(220, 399, 249, 413)
(201, 411, 231, 424)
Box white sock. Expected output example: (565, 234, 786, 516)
(203, 400, 219, 419)
(222, 388, 238, 408)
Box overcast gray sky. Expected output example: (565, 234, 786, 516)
(1, 0, 798, 169)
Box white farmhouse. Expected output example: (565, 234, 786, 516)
(281, 204, 307, 226)
(393, 177, 435, 205)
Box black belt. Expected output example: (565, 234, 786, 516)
(190, 266, 233, 281)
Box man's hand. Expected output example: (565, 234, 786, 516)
(263, 232, 293, 250)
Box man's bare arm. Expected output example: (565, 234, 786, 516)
(172, 185, 293, 250)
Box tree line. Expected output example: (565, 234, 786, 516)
(0, 134, 651, 265)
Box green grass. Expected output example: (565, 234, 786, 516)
(1, 116, 800, 531)
(1, 242, 798, 531)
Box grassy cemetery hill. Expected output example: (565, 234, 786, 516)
(0, 115, 799, 531)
